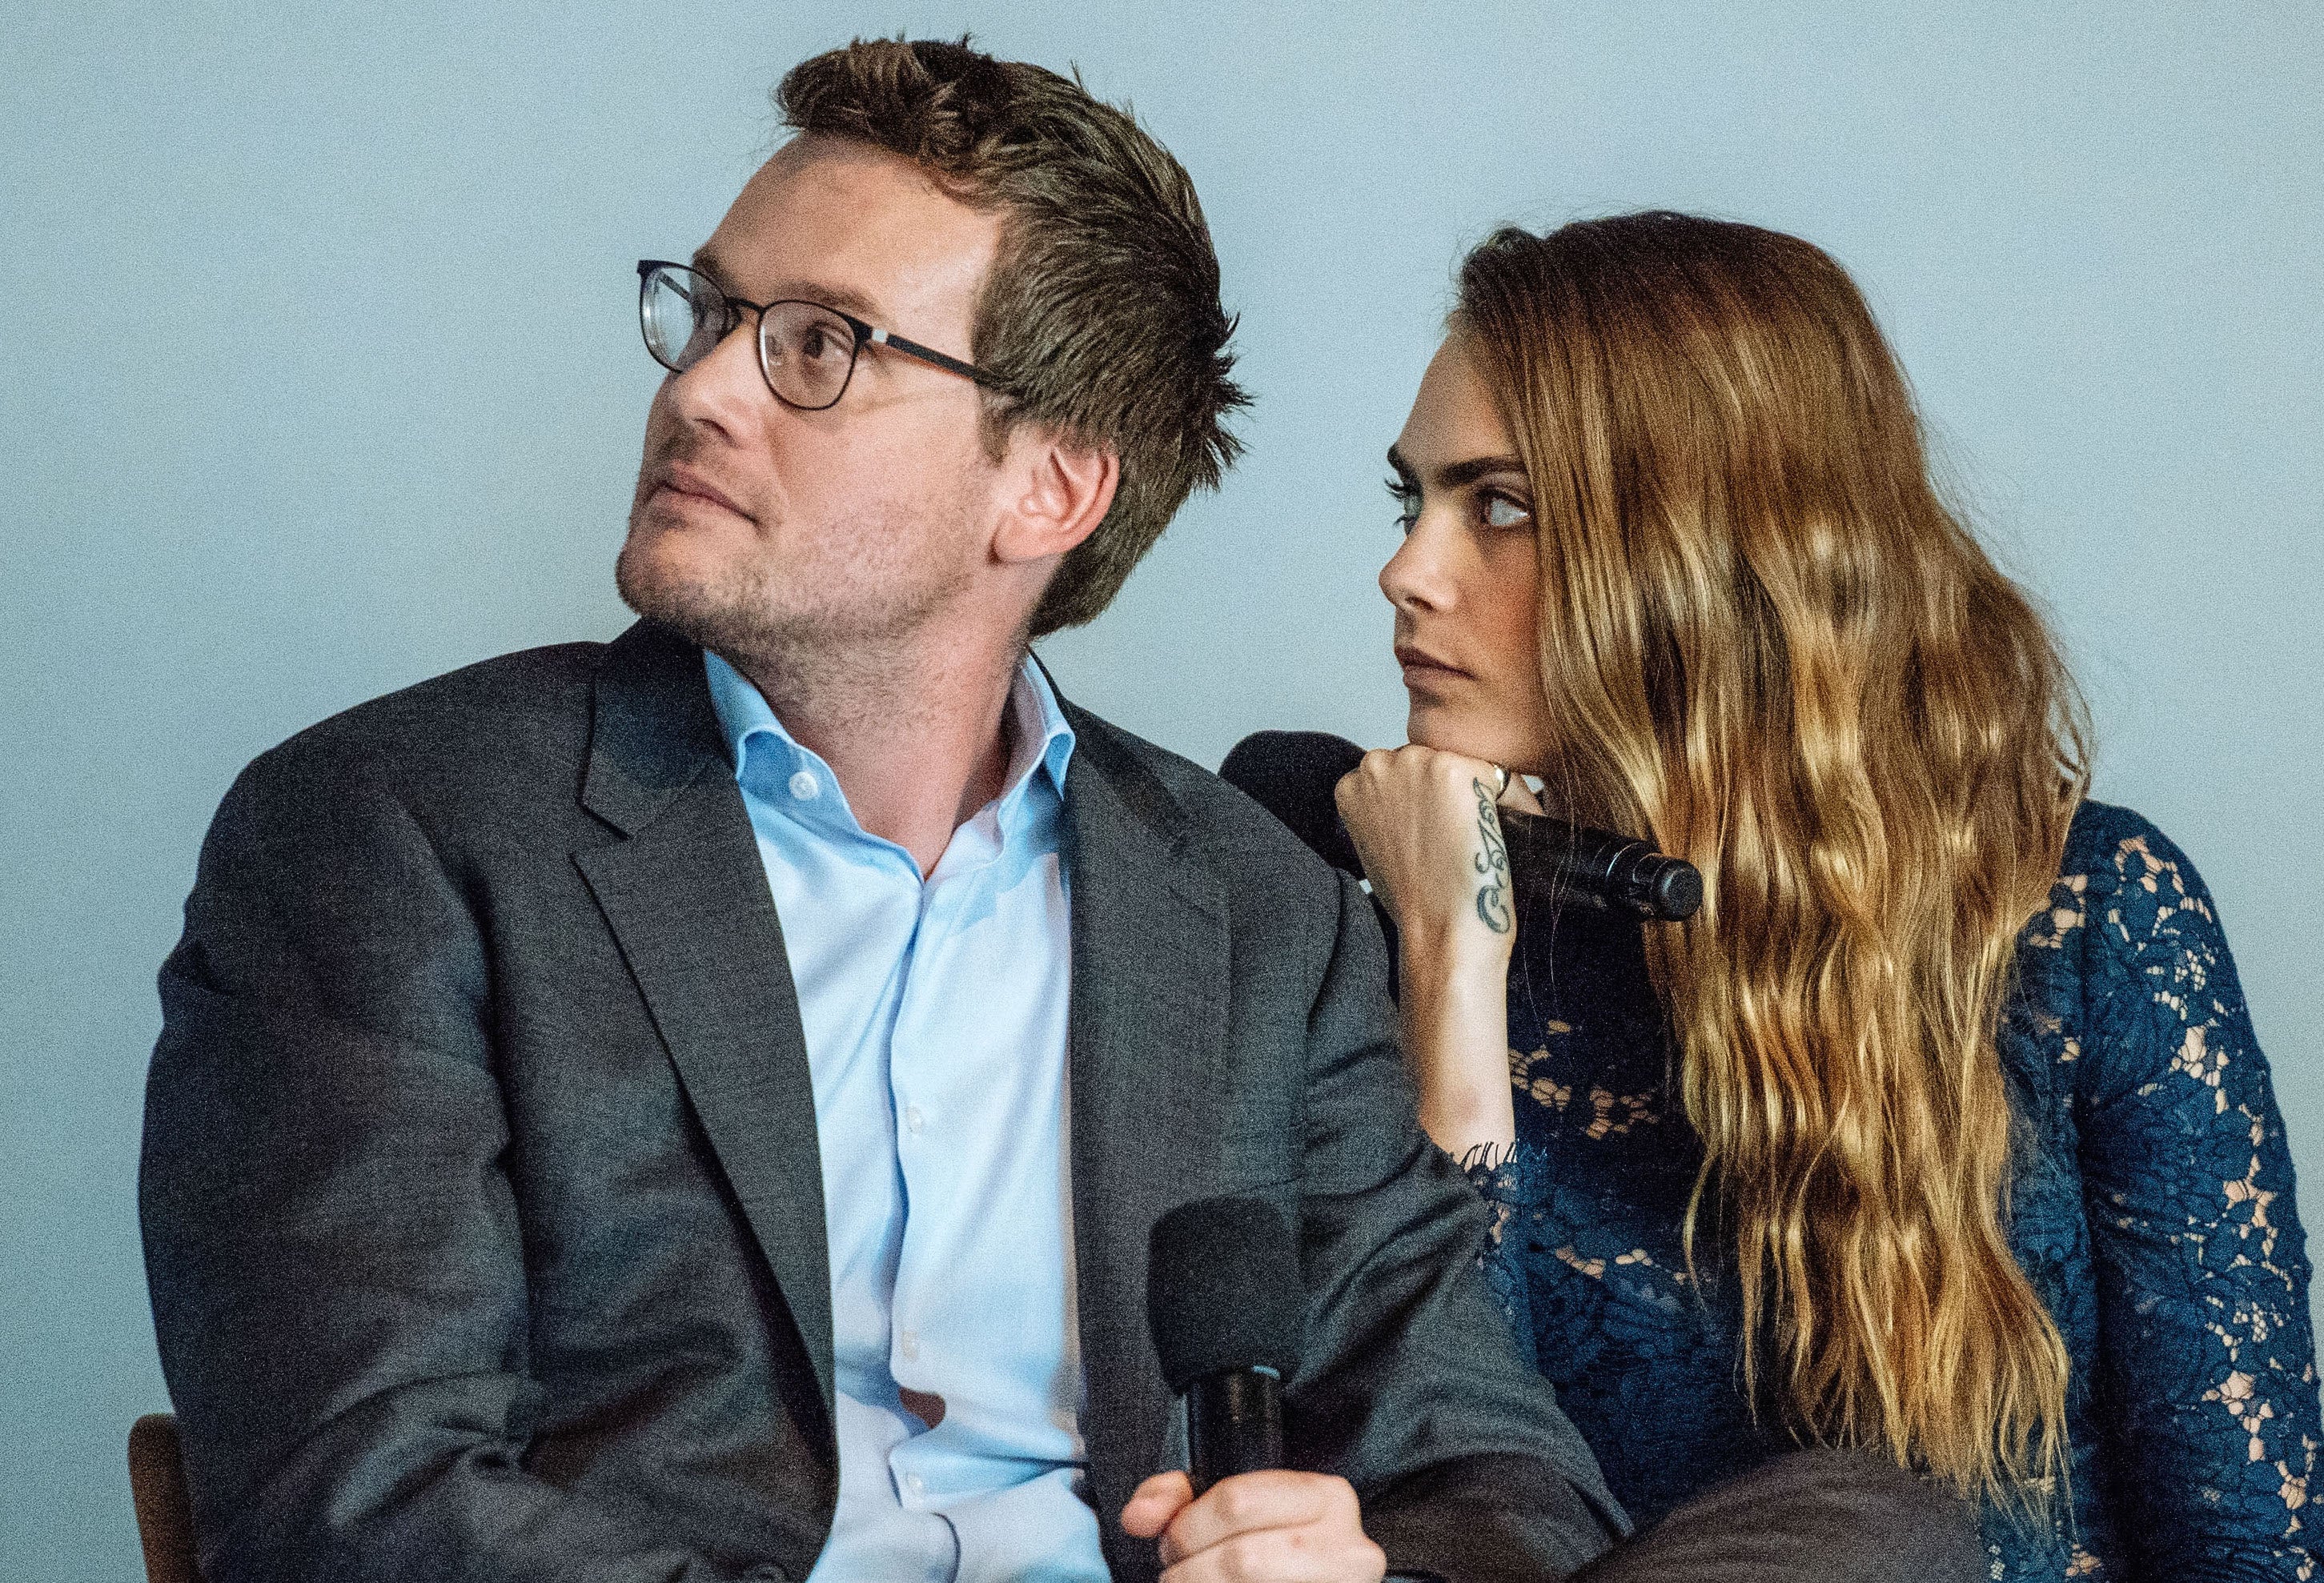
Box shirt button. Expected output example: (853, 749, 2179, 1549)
(899, 1329, 919, 1361)
(905, 1473, 925, 1497)
(786, 769, 819, 801)
(905, 1104, 925, 1135)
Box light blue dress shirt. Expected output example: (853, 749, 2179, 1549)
(705, 651, 1107, 1583)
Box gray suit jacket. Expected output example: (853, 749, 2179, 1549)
(141, 620, 1624, 1582)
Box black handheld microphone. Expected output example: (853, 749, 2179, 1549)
(1146, 1196, 1305, 1495)
(1218, 729, 1703, 923)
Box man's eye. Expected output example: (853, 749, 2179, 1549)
(1482, 494, 1532, 530)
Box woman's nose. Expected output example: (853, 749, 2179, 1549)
(1381, 520, 1454, 614)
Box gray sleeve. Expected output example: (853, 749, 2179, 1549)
(1286, 871, 1628, 1581)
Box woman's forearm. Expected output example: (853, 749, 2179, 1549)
(1331, 743, 1527, 1163)
(1397, 935, 1517, 1160)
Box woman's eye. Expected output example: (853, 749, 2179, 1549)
(1482, 494, 1533, 530)
(1385, 479, 1421, 535)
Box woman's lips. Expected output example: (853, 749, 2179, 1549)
(1395, 646, 1468, 683)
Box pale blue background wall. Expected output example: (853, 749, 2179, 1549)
(4, 2, 2318, 1573)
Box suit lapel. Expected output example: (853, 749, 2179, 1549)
(1059, 710, 1231, 1554)
(572, 622, 836, 1419)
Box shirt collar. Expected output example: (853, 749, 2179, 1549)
(703, 649, 1076, 836)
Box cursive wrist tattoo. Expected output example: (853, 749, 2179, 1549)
(1471, 777, 1512, 934)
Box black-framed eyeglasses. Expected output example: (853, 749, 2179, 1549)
(636, 259, 1001, 412)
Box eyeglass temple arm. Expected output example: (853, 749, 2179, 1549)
(865, 326, 1004, 391)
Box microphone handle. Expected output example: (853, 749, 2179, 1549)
(1499, 807, 1704, 922)
(1186, 1368, 1284, 1494)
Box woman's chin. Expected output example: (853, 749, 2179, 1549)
(1404, 705, 1506, 763)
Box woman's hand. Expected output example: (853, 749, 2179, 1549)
(1335, 746, 1525, 964)
(1335, 746, 1538, 1160)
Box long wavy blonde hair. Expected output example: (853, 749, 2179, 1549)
(1457, 213, 2088, 1503)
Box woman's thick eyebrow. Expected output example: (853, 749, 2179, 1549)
(1386, 447, 1527, 491)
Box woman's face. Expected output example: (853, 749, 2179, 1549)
(1382, 335, 1556, 770)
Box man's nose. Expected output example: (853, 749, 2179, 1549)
(664, 319, 773, 436)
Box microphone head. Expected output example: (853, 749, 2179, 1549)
(1218, 731, 1367, 876)
(1644, 856, 1704, 921)
(1147, 1195, 1306, 1395)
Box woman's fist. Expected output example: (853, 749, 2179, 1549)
(1334, 744, 1525, 965)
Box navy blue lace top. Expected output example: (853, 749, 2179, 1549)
(1467, 800, 2321, 1579)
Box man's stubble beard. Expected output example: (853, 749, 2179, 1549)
(614, 495, 978, 714)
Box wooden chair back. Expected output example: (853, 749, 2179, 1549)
(127, 1413, 199, 1583)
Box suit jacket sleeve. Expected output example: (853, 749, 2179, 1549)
(140, 741, 784, 1583)
(1288, 870, 1628, 1581)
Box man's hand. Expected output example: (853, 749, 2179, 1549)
(1122, 1469, 1388, 1582)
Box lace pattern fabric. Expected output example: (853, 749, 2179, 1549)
(1468, 801, 2319, 1580)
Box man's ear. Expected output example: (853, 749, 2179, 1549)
(993, 429, 1120, 567)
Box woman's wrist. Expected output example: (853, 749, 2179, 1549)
(1393, 917, 1517, 983)
(1416, 1078, 1517, 1160)
(1396, 948, 1518, 1157)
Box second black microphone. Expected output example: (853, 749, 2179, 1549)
(1147, 1195, 1306, 1494)
(1218, 730, 1702, 924)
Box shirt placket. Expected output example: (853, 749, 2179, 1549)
(885, 830, 997, 1512)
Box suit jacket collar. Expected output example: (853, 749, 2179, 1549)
(580, 619, 730, 836)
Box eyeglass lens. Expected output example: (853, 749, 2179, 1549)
(639, 265, 861, 411)
(640, 267, 726, 371)
(761, 303, 857, 409)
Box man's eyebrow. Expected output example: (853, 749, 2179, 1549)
(1386, 447, 1527, 491)
(687, 248, 883, 323)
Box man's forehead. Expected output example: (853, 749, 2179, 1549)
(699, 138, 998, 329)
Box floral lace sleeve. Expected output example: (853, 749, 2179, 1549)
(1466, 1143, 1547, 1371)
(2071, 812, 2321, 1579)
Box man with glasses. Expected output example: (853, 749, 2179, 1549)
(139, 37, 1623, 1583)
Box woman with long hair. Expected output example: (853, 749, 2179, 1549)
(1335, 211, 2319, 1577)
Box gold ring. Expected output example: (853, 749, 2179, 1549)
(1490, 764, 1511, 796)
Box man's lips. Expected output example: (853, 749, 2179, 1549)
(652, 463, 753, 521)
